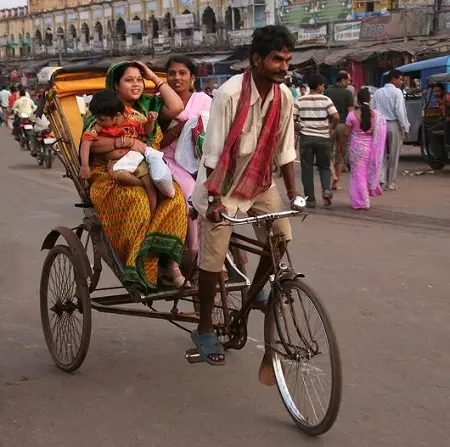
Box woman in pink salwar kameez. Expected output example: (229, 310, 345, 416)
(339, 89, 387, 210)
(160, 56, 212, 260)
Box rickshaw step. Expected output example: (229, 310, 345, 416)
(185, 348, 204, 363)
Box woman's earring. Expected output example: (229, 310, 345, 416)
(190, 79, 195, 91)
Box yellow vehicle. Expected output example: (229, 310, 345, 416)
(39, 64, 342, 436)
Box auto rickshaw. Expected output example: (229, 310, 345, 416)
(421, 73, 450, 170)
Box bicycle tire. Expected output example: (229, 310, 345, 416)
(266, 279, 342, 435)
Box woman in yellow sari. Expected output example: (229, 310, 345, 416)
(87, 61, 187, 292)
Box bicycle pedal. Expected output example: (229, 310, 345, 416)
(185, 348, 205, 364)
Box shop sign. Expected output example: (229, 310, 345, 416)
(180, 0, 195, 5)
(104, 7, 112, 17)
(126, 20, 142, 34)
(55, 15, 64, 24)
(0, 37, 8, 47)
(147, 1, 158, 11)
(79, 11, 89, 20)
(230, 0, 251, 6)
(43, 16, 53, 25)
(334, 21, 360, 41)
(115, 6, 126, 17)
(298, 24, 327, 42)
(130, 3, 143, 13)
(175, 14, 195, 29)
(282, 0, 350, 25)
(92, 8, 103, 19)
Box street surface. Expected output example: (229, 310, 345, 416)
(0, 127, 449, 447)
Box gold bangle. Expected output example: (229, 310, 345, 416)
(155, 80, 166, 91)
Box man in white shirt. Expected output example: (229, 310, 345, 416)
(191, 25, 300, 377)
(0, 85, 11, 127)
(372, 69, 410, 190)
(12, 89, 37, 116)
(12, 89, 37, 139)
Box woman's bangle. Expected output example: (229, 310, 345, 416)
(155, 80, 167, 91)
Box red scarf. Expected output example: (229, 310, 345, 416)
(205, 69, 281, 200)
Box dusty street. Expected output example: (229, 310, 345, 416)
(0, 127, 449, 447)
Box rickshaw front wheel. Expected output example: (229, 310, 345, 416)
(40, 245, 92, 372)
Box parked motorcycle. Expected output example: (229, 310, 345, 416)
(16, 113, 35, 152)
(33, 116, 55, 169)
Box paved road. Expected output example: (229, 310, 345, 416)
(1, 128, 449, 447)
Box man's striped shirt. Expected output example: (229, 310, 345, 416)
(296, 94, 338, 138)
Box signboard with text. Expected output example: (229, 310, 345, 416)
(282, 0, 350, 25)
(175, 14, 194, 29)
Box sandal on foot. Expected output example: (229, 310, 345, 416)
(190, 330, 225, 366)
(252, 290, 268, 311)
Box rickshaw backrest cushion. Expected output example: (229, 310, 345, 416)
(60, 95, 83, 152)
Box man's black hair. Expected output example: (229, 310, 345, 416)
(166, 55, 197, 76)
(336, 71, 349, 83)
(10, 86, 17, 92)
(89, 90, 125, 117)
(19, 89, 26, 97)
(388, 69, 403, 82)
(250, 25, 295, 62)
(309, 74, 326, 91)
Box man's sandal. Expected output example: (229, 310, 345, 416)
(190, 330, 225, 366)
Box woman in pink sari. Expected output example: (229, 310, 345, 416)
(339, 88, 387, 210)
(160, 56, 212, 261)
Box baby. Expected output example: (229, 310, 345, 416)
(79, 90, 159, 215)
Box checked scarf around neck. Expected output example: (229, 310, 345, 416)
(205, 68, 281, 200)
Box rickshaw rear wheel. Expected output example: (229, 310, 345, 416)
(40, 245, 92, 372)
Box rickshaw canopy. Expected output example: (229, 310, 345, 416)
(427, 73, 450, 87)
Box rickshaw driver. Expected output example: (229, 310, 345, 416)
(191, 25, 302, 383)
(434, 83, 450, 121)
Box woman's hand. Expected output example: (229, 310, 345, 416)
(134, 61, 159, 84)
(131, 138, 147, 154)
(145, 111, 159, 135)
(80, 165, 91, 180)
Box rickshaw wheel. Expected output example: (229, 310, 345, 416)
(40, 245, 92, 372)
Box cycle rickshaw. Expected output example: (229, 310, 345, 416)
(39, 64, 342, 436)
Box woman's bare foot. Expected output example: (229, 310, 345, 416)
(258, 352, 276, 386)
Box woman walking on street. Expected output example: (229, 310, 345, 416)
(339, 89, 386, 210)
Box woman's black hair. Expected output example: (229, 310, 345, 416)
(112, 62, 144, 88)
(250, 25, 294, 63)
(357, 88, 372, 132)
(166, 55, 197, 76)
(90, 90, 125, 117)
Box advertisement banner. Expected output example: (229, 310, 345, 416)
(281, 0, 350, 25)
(298, 24, 327, 42)
(334, 21, 360, 41)
(175, 14, 195, 29)
(126, 20, 142, 34)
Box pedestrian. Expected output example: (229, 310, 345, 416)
(191, 25, 299, 378)
(372, 69, 410, 191)
(297, 73, 339, 208)
(0, 85, 10, 127)
(338, 89, 387, 210)
(324, 70, 354, 191)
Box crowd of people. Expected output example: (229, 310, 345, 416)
(0, 84, 39, 139)
(292, 68, 411, 210)
(1, 25, 434, 371)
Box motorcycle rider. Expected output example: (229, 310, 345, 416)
(12, 89, 36, 141)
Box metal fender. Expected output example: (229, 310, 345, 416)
(41, 226, 92, 281)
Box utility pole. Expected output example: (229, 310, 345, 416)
(432, 0, 443, 35)
(403, 0, 408, 43)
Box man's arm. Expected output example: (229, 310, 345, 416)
(327, 99, 339, 132)
(276, 96, 300, 200)
(202, 90, 232, 171)
(345, 90, 354, 114)
(394, 90, 410, 133)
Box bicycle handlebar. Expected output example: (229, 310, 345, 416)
(220, 196, 307, 226)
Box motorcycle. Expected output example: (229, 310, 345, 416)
(16, 113, 35, 151)
(33, 116, 55, 169)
